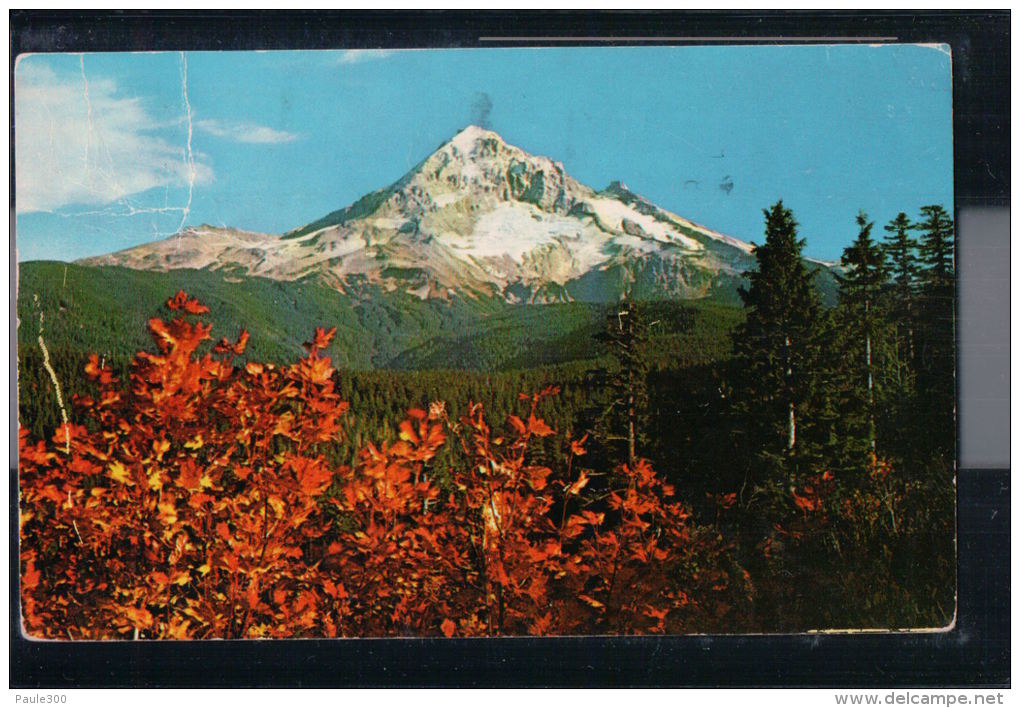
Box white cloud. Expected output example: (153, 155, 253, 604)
(14, 59, 213, 214)
(335, 49, 393, 64)
(196, 119, 299, 144)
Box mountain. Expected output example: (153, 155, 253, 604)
(79, 125, 771, 304)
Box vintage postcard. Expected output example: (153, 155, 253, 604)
(15, 45, 955, 639)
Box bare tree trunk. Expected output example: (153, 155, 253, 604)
(628, 388, 636, 467)
(866, 331, 875, 451)
(624, 307, 637, 466)
(785, 335, 795, 453)
(865, 298, 876, 452)
(788, 401, 796, 452)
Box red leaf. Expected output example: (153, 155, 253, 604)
(166, 290, 209, 314)
(214, 328, 250, 356)
(793, 491, 820, 513)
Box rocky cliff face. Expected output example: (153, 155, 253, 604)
(81, 125, 761, 303)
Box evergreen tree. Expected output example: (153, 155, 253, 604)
(591, 301, 650, 467)
(732, 201, 822, 482)
(835, 211, 890, 460)
(880, 212, 921, 457)
(884, 212, 920, 302)
(913, 205, 955, 458)
(916, 205, 955, 289)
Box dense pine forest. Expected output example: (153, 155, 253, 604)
(18, 201, 955, 637)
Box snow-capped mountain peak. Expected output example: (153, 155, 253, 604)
(80, 126, 760, 303)
(448, 124, 501, 153)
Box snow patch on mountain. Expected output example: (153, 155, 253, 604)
(585, 196, 702, 250)
(464, 204, 583, 259)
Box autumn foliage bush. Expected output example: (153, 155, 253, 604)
(714, 456, 955, 631)
(19, 291, 735, 639)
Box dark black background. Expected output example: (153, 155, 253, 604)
(9, 10, 1009, 688)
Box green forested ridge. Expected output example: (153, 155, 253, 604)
(18, 262, 741, 374)
(17, 260, 740, 445)
(18, 261, 495, 370)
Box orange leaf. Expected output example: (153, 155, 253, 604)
(565, 470, 590, 496)
(166, 290, 209, 314)
(297, 356, 334, 385)
(124, 606, 155, 629)
(176, 458, 204, 492)
(441, 619, 456, 637)
(157, 501, 178, 526)
(397, 420, 420, 444)
(793, 491, 819, 513)
(528, 414, 554, 437)
(305, 326, 337, 353)
(147, 467, 166, 492)
(22, 561, 40, 591)
(529, 612, 554, 636)
(214, 328, 250, 356)
(108, 461, 135, 486)
(169, 533, 186, 565)
(570, 434, 589, 456)
(507, 415, 527, 435)
(527, 466, 552, 491)
(293, 458, 333, 496)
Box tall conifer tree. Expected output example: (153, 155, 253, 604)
(592, 300, 650, 467)
(878, 212, 922, 457)
(884, 213, 919, 301)
(836, 211, 890, 459)
(732, 201, 822, 482)
(914, 204, 955, 457)
(883, 212, 920, 381)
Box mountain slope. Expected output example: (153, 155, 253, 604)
(18, 261, 491, 370)
(80, 125, 773, 304)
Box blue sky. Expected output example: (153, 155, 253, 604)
(14, 45, 952, 262)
